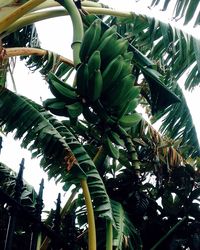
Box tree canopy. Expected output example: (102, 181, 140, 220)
(0, 0, 200, 249)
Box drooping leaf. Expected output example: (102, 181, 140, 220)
(152, 83, 200, 158)
(0, 87, 113, 220)
(142, 67, 181, 114)
(105, 15, 200, 158)
(108, 14, 200, 90)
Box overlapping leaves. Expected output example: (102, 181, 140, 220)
(152, 83, 200, 158)
(0, 87, 112, 220)
(104, 14, 200, 158)
(110, 14, 200, 90)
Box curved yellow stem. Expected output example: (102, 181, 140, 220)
(81, 179, 96, 250)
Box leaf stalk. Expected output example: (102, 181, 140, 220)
(81, 178, 96, 250)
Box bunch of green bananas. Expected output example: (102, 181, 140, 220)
(44, 19, 142, 159)
(75, 19, 142, 158)
(75, 19, 140, 119)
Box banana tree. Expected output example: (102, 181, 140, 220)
(0, 0, 200, 249)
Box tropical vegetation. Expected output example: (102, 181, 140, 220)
(0, 0, 200, 249)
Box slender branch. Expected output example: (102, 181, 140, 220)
(81, 178, 96, 250)
(55, 0, 84, 67)
(8, 63, 17, 92)
(150, 217, 187, 250)
(0, 0, 47, 34)
(5, 47, 74, 66)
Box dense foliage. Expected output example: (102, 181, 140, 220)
(0, 0, 200, 249)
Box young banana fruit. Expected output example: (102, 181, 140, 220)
(87, 69, 103, 102)
(101, 55, 124, 92)
(47, 72, 78, 104)
(79, 19, 102, 62)
(75, 63, 89, 98)
(43, 98, 68, 117)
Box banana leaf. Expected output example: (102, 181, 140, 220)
(108, 14, 200, 91)
(152, 83, 200, 158)
(105, 14, 200, 158)
(134, 0, 200, 26)
(0, 87, 113, 221)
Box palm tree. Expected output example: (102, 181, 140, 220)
(0, 0, 200, 249)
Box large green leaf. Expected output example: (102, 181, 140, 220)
(152, 83, 200, 158)
(142, 67, 181, 114)
(0, 87, 113, 220)
(105, 15, 200, 158)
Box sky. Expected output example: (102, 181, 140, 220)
(1, 0, 200, 212)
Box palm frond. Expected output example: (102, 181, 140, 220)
(107, 14, 200, 90)
(0, 87, 113, 220)
(3, 23, 74, 79)
(24, 50, 74, 79)
(111, 200, 142, 250)
(134, 0, 200, 25)
(152, 83, 200, 158)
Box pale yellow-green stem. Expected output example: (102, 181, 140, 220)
(56, 0, 84, 67)
(5, 47, 74, 66)
(84, 6, 134, 18)
(0, 0, 47, 34)
(1, 7, 144, 39)
(81, 178, 96, 250)
(36, 233, 42, 250)
(0, 9, 66, 39)
(106, 219, 113, 250)
(32, 0, 103, 11)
